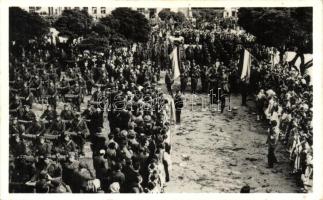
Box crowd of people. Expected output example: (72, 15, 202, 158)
(9, 21, 176, 193)
(9, 11, 313, 193)
(255, 62, 313, 192)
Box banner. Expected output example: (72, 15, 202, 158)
(169, 47, 181, 80)
(240, 49, 251, 84)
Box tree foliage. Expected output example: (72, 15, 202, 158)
(9, 7, 49, 44)
(158, 9, 186, 23)
(99, 8, 151, 43)
(192, 8, 222, 22)
(54, 9, 92, 38)
(238, 8, 312, 74)
(238, 8, 312, 54)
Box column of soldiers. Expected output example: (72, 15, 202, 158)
(9, 25, 177, 193)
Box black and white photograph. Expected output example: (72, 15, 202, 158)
(5, 4, 317, 195)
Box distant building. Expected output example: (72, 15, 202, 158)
(23, 7, 237, 20)
(223, 7, 239, 18)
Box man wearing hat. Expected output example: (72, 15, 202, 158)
(180, 61, 189, 94)
(70, 82, 82, 112)
(174, 90, 184, 124)
(22, 105, 36, 122)
(9, 116, 25, 136)
(68, 113, 89, 155)
(93, 149, 109, 190)
(60, 104, 75, 129)
(55, 133, 77, 155)
(40, 105, 58, 126)
(47, 81, 58, 110)
(33, 135, 52, 157)
(190, 60, 200, 94)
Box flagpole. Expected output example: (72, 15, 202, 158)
(228, 93, 231, 112)
(217, 88, 221, 113)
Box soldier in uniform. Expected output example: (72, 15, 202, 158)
(40, 105, 58, 124)
(68, 113, 89, 155)
(165, 69, 174, 97)
(180, 61, 189, 94)
(47, 115, 66, 139)
(71, 83, 82, 112)
(47, 81, 58, 110)
(58, 76, 70, 102)
(174, 90, 184, 124)
(33, 136, 52, 157)
(29, 75, 42, 102)
(21, 82, 34, 108)
(60, 104, 75, 130)
(190, 60, 200, 94)
(200, 65, 209, 93)
(22, 105, 36, 122)
(84, 68, 94, 95)
(55, 133, 77, 155)
(207, 64, 218, 104)
(9, 116, 25, 137)
(9, 94, 22, 117)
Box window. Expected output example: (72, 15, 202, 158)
(92, 7, 97, 14)
(83, 7, 88, 12)
(149, 8, 157, 18)
(137, 8, 145, 13)
(75, 7, 80, 11)
(101, 7, 106, 14)
(55, 9, 58, 15)
(29, 7, 36, 13)
(232, 11, 236, 17)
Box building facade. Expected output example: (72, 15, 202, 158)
(24, 7, 237, 19)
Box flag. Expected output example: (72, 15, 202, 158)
(169, 46, 181, 80)
(240, 49, 252, 84)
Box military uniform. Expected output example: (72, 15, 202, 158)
(47, 84, 57, 109)
(190, 64, 200, 94)
(174, 92, 184, 124)
(69, 116, 89, 155)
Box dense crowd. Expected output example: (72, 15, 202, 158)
(255, 62, 313, 192)
(9, 24, 175, 193)
(9, 14, 313, 193)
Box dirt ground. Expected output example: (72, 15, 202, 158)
(163, 92, 300, 193)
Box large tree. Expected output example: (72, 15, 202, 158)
(238, 7, 313, 74)
(9, 7, 49, 44)
(158, 9, 186, 23)
(99, 8, 151, 43)
(54, 9, 92, 38)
